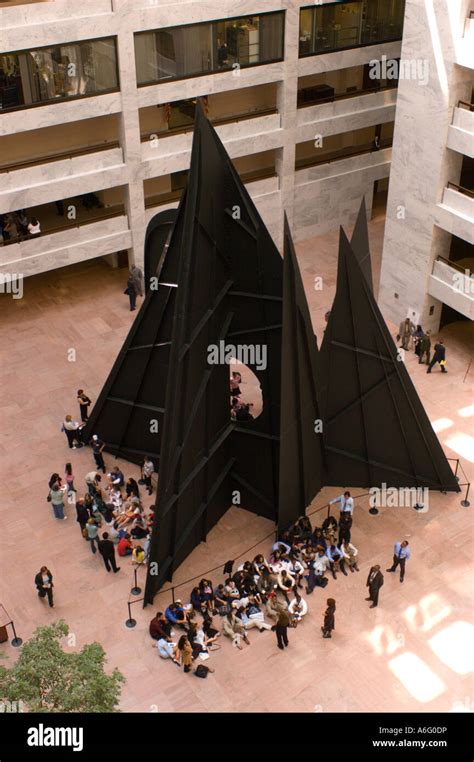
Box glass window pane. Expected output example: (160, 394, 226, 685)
(0, 38, 118, 111)
(135, 12, 284, 86)
(299, 0, 405, 57)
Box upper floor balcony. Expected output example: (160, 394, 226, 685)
(428, 255, 474, 320)
(447, 100, 474, 158)
(434, 182, 474, 245)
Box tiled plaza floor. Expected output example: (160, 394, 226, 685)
(0, 210, 473, 712)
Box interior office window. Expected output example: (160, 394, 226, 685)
(299, 0, 405, 57)
(135, 12, 284, 85)
(0, 38, 118, 111)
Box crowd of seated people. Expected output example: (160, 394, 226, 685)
(149, 510, 359, 673)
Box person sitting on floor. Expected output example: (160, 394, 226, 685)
(154, 638, 179, 663)
(149, 611, 172, 641)
(288, 592, 308, 624)
(165, 601, 189, 630)
(222, 609, 250, 649)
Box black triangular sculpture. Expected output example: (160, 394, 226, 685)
(278, 214, 325, 526)
(81, 196, 186, 465)
(319, 227, 460, 492)
(144, 104, 310, 601)
(350, 198, 373, 291)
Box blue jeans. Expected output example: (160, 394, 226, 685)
(88, 537, 98, 554)
(53, 503, 65, 519)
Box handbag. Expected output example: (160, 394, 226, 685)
(47, 495, 52, 502)
(195, 664, 210, 678)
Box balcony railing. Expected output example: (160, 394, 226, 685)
(435, 255, 471, 274)
(0, 204, 125, 246)
(140, 106, 278, 143)
(298, 81, 397, 108)
(447, 181, 474, 198)
(458, 100, 474, 111)
(0, 141, 121, 173)
(295, 137, 392, 171)
(144, 167, 277, 209)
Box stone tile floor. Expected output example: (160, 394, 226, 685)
(0, 211, 472, 713)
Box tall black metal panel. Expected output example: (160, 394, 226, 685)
(81, 198, 186, 465)
(350, 198, 373, 292)
(278, 216, 325, 527)
(319, 227, 460, 492)
(144, 104, 295, 601)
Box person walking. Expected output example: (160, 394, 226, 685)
(321, 598, 336, 638)
(365, 565, 384, 608)
(49, 482, 67, 520)
(397, 317, 415, 351)
(64, 462, 76, 496)
(274, 605, 291, 650)
(130, 264, 144, 297)
(427, 339, 447, 374)
(77, 389, 91, 422)
(418, 330, 431, 365)
(98, 532, 121, 573)
(90, 434, 106, 473)
(413, 325, 424, 357)
(386, 540, 411, 583)
(35, 566, 54, 608)
(85, 517, 100, 554)
(124, 274, 138, 311)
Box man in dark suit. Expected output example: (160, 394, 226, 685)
(365, 565, 384, 608)
(98, 532, 120, 573)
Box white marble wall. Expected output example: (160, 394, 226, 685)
(1, 0, 405, 275)
(379, 0, 474, 332)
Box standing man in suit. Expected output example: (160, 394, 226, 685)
(365, 565, 384, 608)
(397, 317, 415, 351)
(387, 540, 411, 583)
(98, 532, 121, 573)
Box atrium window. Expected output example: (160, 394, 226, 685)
(135, 12, 285, 85)
(0, 38, 119, 111)
(299, 0, 406, 57)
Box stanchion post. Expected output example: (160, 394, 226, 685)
(461, 482, 470, 508)
(131, 565, 141, 596)
(10, 620, 22, 647)
(125, 601, 137, 629)
(171, 586, 175, 603)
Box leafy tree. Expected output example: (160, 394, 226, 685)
(0, 620, 125, 712)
